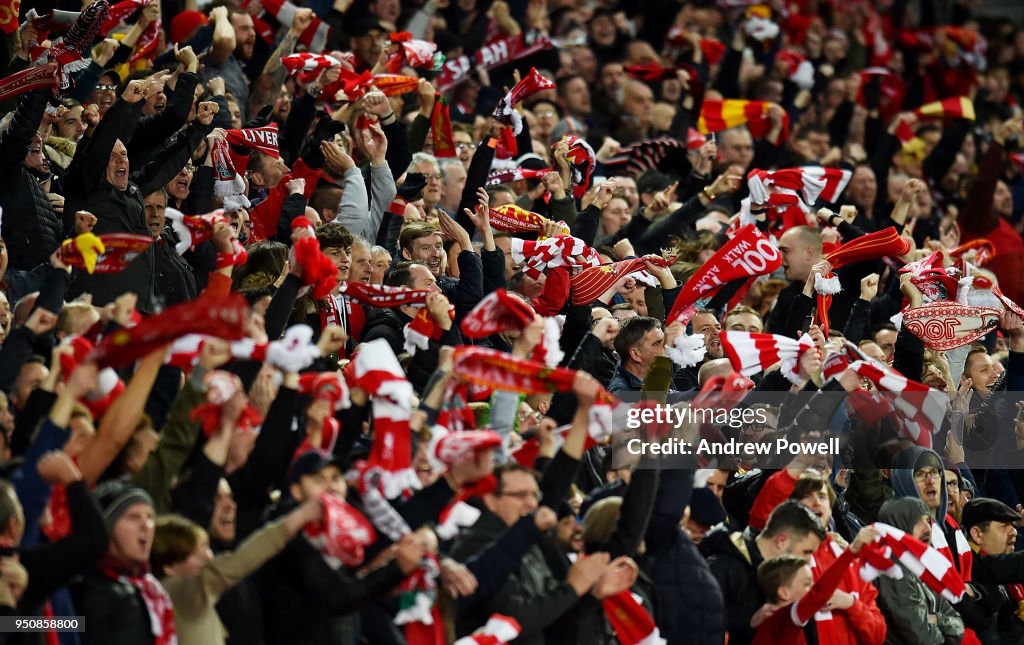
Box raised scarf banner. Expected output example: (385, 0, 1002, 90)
(339, 281, 430, 308)
(385, 31, 438, 72)
(847, 359, 946, 447)
(488, 204, 547, 233)
(226, 124, 280, 158)
(486, 167, 551, 187)
(0, 63, 58, 103)
(570, 255, 671, 306)
(719, 331, 816, 386)
(698, 99, 790, 145)
(253, 0, 331, 52)
(90, 293, 249, 368)
(492, 67, 555, 135)
(452, 345, 616, 404)
(281, 52, 339, 84)
(58, 232, 152, 274)
(436, 31, 554, 92)
(901, 301, 1001, 351)
(666, 224, 781, 327)
(858, 522, 967, 604)
(431, 94, 456, 158)
(303, 492, 376, 567)
(510, 234, 601, 280)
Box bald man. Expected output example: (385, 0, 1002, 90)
(766, 225, 879, 339)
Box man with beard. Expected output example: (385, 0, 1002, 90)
(701, 500, 826, 645)
(203, 7, 259, 121)
(890, 445, 1000, 640)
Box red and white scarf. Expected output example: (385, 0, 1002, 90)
(816, 227, 911, 333)
(901, 301, 1001, 351)
(210, 138, 250, 211)
(40, 0, 107, 95)
(847, 360, 945, 447)
(454, 614, 522, 645)
(487, 204, 549, 234)
(99, 555, 177, 645)
(281, 52, 339, 84)
(747, 166, 853, 210)
(719, 331, 816, 386)
(666, 225, 781, 326)
(303, 492, 376, 568)
(91, 294, 249, 368)
(492, 67, 555, 135)
(461, 289, 535, 339)
(385, 31, 438, 72)
(291, 218, 339, 300)
(340, 281, 430, 308)
(404, 306, 453, 356)
(571, 255, 670, 306)
(226, 124, 280, 159)
(858, 522, 967, 604)
(100, 0, 159, 64)
(346, 339, 420, 499)
(291, 371, 349, 457)
(603, 590, 665, 645)
(510, 235, 600, 280)
(0, 63, 58, 103)
(486, 168, 552, 188)
(436, 31, 554, 92)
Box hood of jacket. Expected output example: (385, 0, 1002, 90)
(878, 497, 932, 534)
(891, 445, 947, 521)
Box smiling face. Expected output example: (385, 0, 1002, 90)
(964, 351, 998, 392)
(403, 233, 444, 276)
(107, 139, 130, 191)
(600, 198, 631, 236)
(91, 75, 118, 114)
(323, 245, 350, 282)
(109, 502, 156, 568)
(58, 105, 86, 140)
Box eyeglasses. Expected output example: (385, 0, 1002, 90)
(425, 173, 444, 180)
(501, 490, 542, 501)
(914, 468, 941, 483)
(456, 143, 477, 151)
(535, 111, 556, 118)
(95, 84, 118, 92)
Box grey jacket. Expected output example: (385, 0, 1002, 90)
(335, 164, 396, 242)
(875, 563, 963, 645)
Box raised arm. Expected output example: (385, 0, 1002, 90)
(77, 348, 167, 486)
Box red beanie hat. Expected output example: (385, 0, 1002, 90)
(170, 11, 209, 45)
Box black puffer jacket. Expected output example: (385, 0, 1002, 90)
(70, 571, 156, 645)
(63, 99, 210, 311)
(640, 468, 726, 645)
(0, 90, 64, 271)
(699, 524, 765, 645)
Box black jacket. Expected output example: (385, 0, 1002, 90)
(699, 525, 766, 645)
(152, 232, 197, 307)
(0, 91, 64, 271)
(361, 307, 463, 394)
(63, 99, 210, 311)
(641, 468, 726, 645)
(258, 496, 408, 645)
(71, 571, 156, 645)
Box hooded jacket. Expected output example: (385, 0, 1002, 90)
(891, 446, 998, 639)
(874, 497, 964, 645)
(700, 524, 765, 645)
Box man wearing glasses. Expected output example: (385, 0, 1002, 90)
(890, 445, 995, 636)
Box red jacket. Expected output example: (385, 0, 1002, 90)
(250, 158, 323, 243)
(749, 469, 799, 531)
(809, 536, 888, 645)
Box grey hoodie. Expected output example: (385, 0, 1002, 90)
(890, 445, 948, 521)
